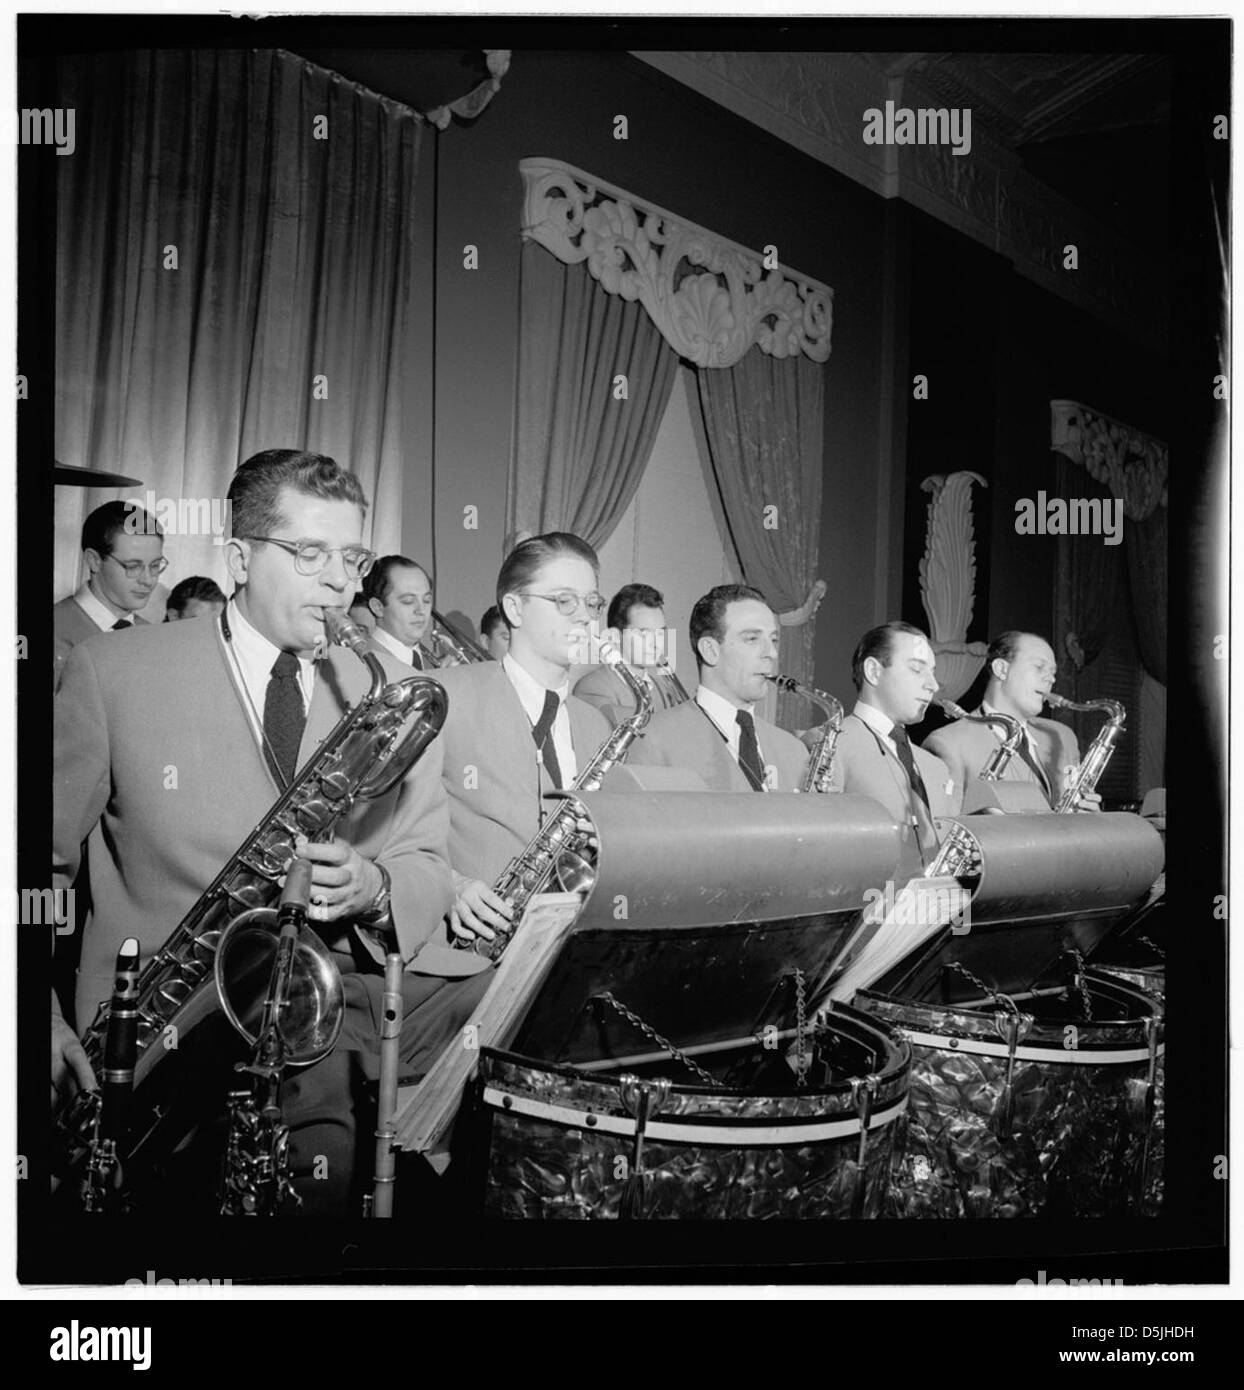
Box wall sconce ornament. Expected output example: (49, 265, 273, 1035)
(919, 470, 988, 703)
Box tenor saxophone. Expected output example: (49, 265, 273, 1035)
(53, 609, 448, 1193)
(1045, 692, 1127, 812)
(462, 643, 653, 962)
(923, 696, 1024, 877)
(767, 673, 843, 793)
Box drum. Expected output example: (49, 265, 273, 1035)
(476, 1004, 910, 1219)
(856, 969, 1162, 1219)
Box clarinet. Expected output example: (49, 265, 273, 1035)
(82, 938, 140, 1213)
(365, 952, 405, 1218)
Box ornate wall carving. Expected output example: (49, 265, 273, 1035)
(520, 158, 833, 368)
(919, 471, 989, 702)
(1049, 399, 1168, 519)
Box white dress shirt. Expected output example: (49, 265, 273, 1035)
(72, 582, 126, 633)
(222, 598, 316, 745)
(502, 652, 577, 785)
(695, 684, 763, 768)
(852, 698, 903, 753)
(370, 623, 420, 669)
(981, 699, 1050, 790)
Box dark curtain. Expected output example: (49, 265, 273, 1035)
(1126, 508, 1168, 685)
(55, 48, 426, 600)
(508, 243, 678, 550)
(693, 348, 825, 726)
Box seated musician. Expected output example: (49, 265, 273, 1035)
(628, 584, 809, 791)
(573, 582, 685, 727)
(53, 500, 166, 690)
(53, 448, 489, 1214)
(164, 575, 226, 621)
(431, 532, 615, 949)
(829, 621, 961, 879)
(922, 630, 1100, 811)
(360, 554, 435, 670)
(479, 605, 509, 661)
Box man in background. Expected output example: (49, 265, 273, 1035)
(164, 576, 226, 621)
(574, 582, 685, 727)
(361, 555, 435, 670)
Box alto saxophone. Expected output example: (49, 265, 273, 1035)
(53, 609, 448, 1194)
(461, 644, 653, 962)
(767, 673, 843, 793)
(1045, 692, 1127, 812)
(924, 696, 1024, 878)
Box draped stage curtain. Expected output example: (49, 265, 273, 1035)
(1051, 456, 1125, 679)
(508, 243, 678, 550)
(55, 48, 426, 608)
(693, 350, 825, 729)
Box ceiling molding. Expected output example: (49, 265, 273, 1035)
(633, 50, 1164, 352)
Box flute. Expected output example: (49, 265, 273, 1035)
(368, 952, 404, 1217)
(82, 937, 140, 1213)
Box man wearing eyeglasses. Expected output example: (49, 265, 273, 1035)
(53, 500, 166, 688)
(430, 532, 615, 948)
(53, 448, 488, 1215)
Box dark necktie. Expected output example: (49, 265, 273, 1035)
(1017, 731, 1052, 800)
(409, 646, 425, 671)
(531, 689, 563, 789)
(112, 619, 132, 630)
(891, 723, 931, 812)
(736, 709, 767, 792)
(264, 651, 306, 786)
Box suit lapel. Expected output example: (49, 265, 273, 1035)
(853, 714, 940, 862)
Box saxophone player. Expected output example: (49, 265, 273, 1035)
(430, 532, 615, 948)
(53, 449, 489, 1214)
(360, 554, 436, 669)
(829, 622, 961, 879)
(922, 631, 1101, 812)
(627, 585, 809, 791)
(573, 583, 685, 726)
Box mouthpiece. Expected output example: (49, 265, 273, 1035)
(767, 674, 798, 693)
(933, 694, 970, 720)
(322, 607, 370, 653)
(1044, 692, 1070, 710)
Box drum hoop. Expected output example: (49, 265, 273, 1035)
(900, 1028, 1164, 1066)
(481, 1086, 908, 1146)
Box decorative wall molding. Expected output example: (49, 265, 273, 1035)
(633, 51, 1163, 352)
(919, 471, 989, 703)
(520, 157, 833, 368)
(1049, 399, 1168, 519)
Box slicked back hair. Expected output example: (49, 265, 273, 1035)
(607, 583, 665, 631)
(850, 620, 929, 691)
(82, 500, 163, 555)
(496, 532, 599, 630)
(986, 630, 1038, 671)
(227, 449, 367, 543)
(689, 583, 769, 669)
(361, 555, 429, 608)
(165, 575, 225, 616)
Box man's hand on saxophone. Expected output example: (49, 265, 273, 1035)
(447, 877, 509, 945)
(1059, 768, 1103, 813)
(291, 834, 387, 921)
(51, 996, 95, 1109)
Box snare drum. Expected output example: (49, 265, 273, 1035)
(856, 970, 1162, 1219)
(475, 1004, 910, 1219)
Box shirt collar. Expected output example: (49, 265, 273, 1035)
(502, 652, 568, 724)
(73, 582, 126, 633)
(226, 597, 317, 705)
(981, 698, 1033, 743)
(853, 699, 900, 745)
(370, 624, 416, 666)
(696, 683, 754, 734)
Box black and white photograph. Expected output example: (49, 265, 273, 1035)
(11, 2, 1232, 1334)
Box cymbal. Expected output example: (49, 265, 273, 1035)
(54, 461, 144, 488)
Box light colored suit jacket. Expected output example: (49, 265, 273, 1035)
(53, 594, 148, 691)
(628, 697, 810, 792)
(829, 711, 961, 879)
(923, 710, 1080, 809)
(572, 664, 680, 728)
(54, 614, 460, 1026)
(432, 661, 613, 886)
